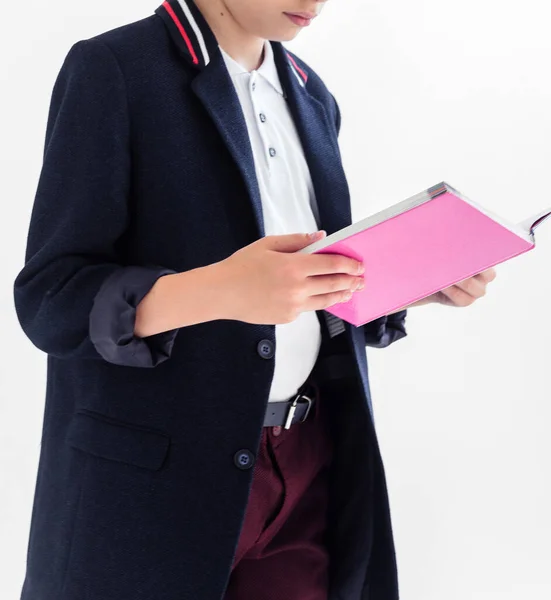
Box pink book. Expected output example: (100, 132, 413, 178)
(299, 182, 551, 327)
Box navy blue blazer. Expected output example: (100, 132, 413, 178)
(13, 1, 407, 599)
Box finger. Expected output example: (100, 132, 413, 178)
(431, 291, 456, 306)
(439, 285, 477, 307)
(304, 273, 364, 296)
(303, 288, 356, 312)
(453, 276, 487, 299)
(263, 232, 323, 253)
(475, 268, 497, 284)
(295, 252, 364, 277)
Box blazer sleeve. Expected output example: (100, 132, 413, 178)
(330, 93, 408, 349)
(13, 38, 180, 367)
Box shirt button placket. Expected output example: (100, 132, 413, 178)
(249, 74, 270, 171)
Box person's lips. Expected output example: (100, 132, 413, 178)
(284, 11, 316, 27)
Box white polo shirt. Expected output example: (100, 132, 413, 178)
(220, 40, 322, 402)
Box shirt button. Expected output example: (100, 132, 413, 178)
(259, 113, 266, 123)
(257, 339, 274, 359)
(252, 82, 256, 91)
(269, 147, 276, 157)
(234, 449, 254, 470)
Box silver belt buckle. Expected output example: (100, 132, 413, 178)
(284, 393, 313, 430)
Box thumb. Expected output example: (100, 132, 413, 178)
(262, 231, 326, 253)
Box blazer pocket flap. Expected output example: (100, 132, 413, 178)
(66, 410, 170, 471)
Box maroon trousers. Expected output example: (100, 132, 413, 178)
(223, 379, 334, 600)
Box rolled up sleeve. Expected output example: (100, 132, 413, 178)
(89, 266, 180, 367)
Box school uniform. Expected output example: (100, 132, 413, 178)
(13, 1, 408, 599)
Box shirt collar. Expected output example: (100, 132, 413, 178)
(219, 40, 285, 97)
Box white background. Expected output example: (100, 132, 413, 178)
(2, 1, 550, 598)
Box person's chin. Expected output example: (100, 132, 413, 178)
(269, 28, 301, 42)
(284, 30, 301, 41)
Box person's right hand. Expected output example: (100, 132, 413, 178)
(216, 231, 365, 325)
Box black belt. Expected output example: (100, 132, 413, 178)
(262, 354, 357, 429)
(263, 381, 317, 429)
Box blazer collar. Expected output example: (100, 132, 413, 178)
(154, 0, 308, 90)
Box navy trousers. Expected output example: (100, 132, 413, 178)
(224, 376, 334, 600)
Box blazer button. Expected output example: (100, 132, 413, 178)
(234, 450, 254, 470)
(257, 339, 274, 359)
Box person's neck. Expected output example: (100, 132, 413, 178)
(194, 0, 266, 71)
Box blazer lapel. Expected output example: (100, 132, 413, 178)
(155, 0, 266, 239)
(191, 57, 267, 238)
(271, 42, 352, 236)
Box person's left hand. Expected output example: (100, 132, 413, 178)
(403, 267, 498, 310)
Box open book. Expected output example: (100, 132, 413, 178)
(298, 181, 551, 327)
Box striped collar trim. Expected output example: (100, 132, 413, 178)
(286, 52, 308, 87)
(155, 0, 309, 85)
(155, 0, 217, 68)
